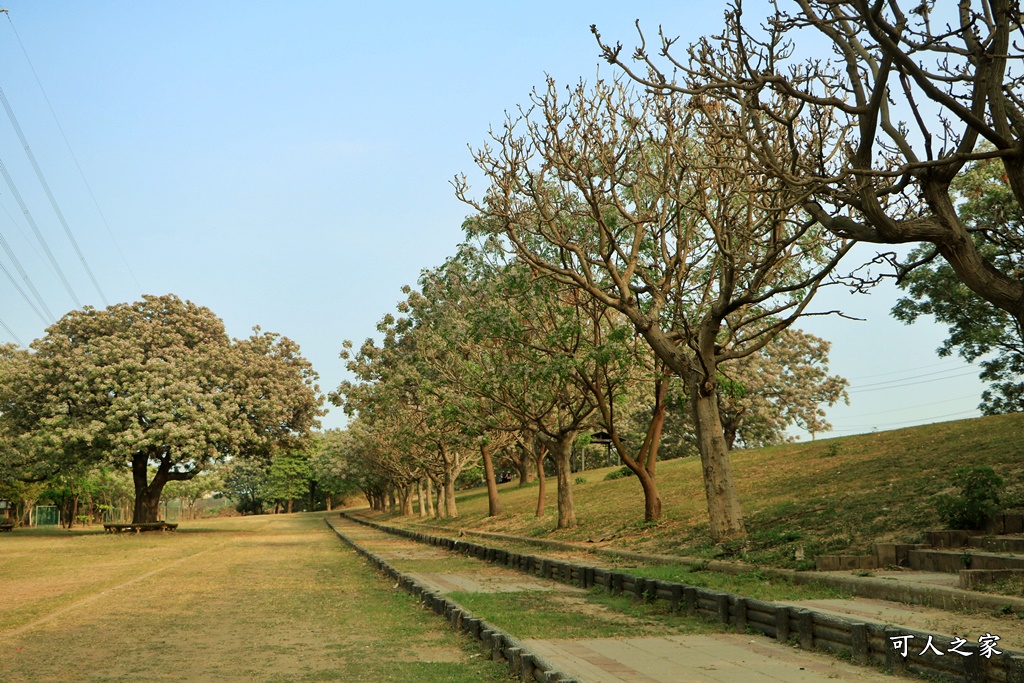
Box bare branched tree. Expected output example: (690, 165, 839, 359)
(457, 77, 852, 540)
(594, 0, 1024, 330)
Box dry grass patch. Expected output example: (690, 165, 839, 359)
(0, 513, 508, 683)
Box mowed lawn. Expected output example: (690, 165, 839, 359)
(0, 513, 508, 683)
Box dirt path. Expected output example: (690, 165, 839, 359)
(334, 516, 898, 682)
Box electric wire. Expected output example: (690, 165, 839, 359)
(0, 153, 81, 307)
(0, 313, 24, 346)
(828, 409, 980, 433)
(0, 226, 54, 322)
(0, 85, 108, 305)
(0, 248, 49, 324)
(848, 369, 979, 393)
(0, 195, 48, 268)
(4, 13, 141, 293)
(844, 358, 966, 382)
(830, 394, 980, 420)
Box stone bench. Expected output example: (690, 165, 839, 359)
(103, 522, 178, 533)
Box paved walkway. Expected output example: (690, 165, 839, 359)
(525, 635, 894, 683)
(334, 517, 897, 682)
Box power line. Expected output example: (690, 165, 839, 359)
(845, 358, 965, 382)
(848, 369, 979, 393)
(0, 313, 25, 346)
(0, 153, 81, 308)
(4, 13, 140, 294)
(831, 394, 980, 420)
(0, 246, 49, 323)
(0, 225, 54, 322)
(828, 409, 980, 433)
(0, 84, 108, 305)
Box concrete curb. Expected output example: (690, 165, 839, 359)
(404, 519, 1024, 614)
(325, 517, 581, 683)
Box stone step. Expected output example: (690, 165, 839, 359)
(958, 568, 1024, 590)
(908, 548, 1024, 573)
(814, 543, 929, 571)
(972, 536, 1024, 554)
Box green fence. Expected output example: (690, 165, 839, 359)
(34, 505, 59, 526)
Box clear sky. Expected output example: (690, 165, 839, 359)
(0, 1, 989, 435)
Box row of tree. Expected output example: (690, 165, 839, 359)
(2, 2, 1021, 541)
(331, 239, 849, 532)
(335, 0, 1024, 542)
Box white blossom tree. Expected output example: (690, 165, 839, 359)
(0, 294, 323, 523)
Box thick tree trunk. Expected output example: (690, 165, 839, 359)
(550, 433, 577, 529)
(481, 443, 501, 517)
(132, 452, 164, 524)
(692, 387, 745, 540)
(417, 479, 427, 517)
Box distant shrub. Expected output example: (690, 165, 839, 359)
(934, 466, 1004, 530)
(574, 476, 587, 485)
(604, 466, 636, 481)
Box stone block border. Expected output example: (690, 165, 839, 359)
(325, 518, 581, 682)
(414, 520, 1024, 615)
(342, 512, 1024, 683)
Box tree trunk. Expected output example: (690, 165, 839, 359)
(550, 433, 577, 529)
(387, 488, 396, 513)
(132, 452, 165, 524)
(435, 479, 445, 517)
(399, 486, 413, 516)
(417, 479, 427, 517)
(535, 444, 547, 517)
(512, 445, 535, 486)
(481, 443, 501, 517)
(443, 474, 458, 518)
(636, 468, 662, 522)
(692, 386, 745, 540)
(425, 478, 436, 517)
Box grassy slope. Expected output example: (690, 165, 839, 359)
(408, 413, 1024, 569)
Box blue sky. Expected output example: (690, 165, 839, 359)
(0, 2, 988, 434)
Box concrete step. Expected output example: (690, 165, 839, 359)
(814, 543, 929, 571)
(908, 548, 1024, 573)
(971, 535, 1024, 554)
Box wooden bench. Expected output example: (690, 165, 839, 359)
(103, 522, 178, 533)
(0, 521, 15, 532)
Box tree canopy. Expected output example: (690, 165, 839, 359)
(594, 0, 1024, 332)
(0, 294, 323, 523)
(894, 154, 1024, 414)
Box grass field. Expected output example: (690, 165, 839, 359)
(0, 514, 507, 683)
(392, 412, 1024, 569)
